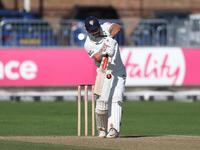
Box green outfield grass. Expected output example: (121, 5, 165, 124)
(0, 101, 200, 150)
(0, 101, 200, 136)
(0, 140, 110, 150)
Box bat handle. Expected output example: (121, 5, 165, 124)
(99, 34, 107, 37)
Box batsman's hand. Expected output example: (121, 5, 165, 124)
(105, 36, 117, 47)
(104, 37, 117, 57)
(99, 45, 107, 55)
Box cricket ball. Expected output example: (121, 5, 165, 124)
(107, 74, 112, 79)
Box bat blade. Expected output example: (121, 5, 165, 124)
(94, 55, 109, 96)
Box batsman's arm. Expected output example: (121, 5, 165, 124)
(109, 23, 121, 38)
(92, 52, 107, 63)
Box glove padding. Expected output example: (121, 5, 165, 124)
(104, 37, 117, 57)
(99, 45, 107, 55)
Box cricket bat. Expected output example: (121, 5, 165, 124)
(94, 54, 109, 96)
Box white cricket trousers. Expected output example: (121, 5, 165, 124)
(97, 68, 126, 132)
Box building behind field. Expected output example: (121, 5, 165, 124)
(1, 0, 200, 20)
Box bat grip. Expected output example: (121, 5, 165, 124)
(99, 34, 107, 37)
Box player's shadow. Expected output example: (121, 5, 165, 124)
(119, 135, 160, 138)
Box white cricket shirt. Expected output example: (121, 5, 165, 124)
(84, 22, 125, 74)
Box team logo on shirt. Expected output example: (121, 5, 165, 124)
(88, 50, 94, 56)
(89, 20, 94, 25)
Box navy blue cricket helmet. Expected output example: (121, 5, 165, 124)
(84, 16, 100, 31)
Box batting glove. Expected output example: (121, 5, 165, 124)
(99, 44, 108, 55)
(104, 37, 117, 57)
(105, 36, 117, 47)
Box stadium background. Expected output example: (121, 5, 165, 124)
(2, 0, 200, 20)
(0, 0, 200, 100)
(0, 1, 200, 149)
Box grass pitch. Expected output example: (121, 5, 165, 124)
(0, 101, 200, 150)
(0, 101, 200, 136)
(0, 140, 108, 150)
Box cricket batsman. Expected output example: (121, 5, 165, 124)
(84, 16, 126, 138)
